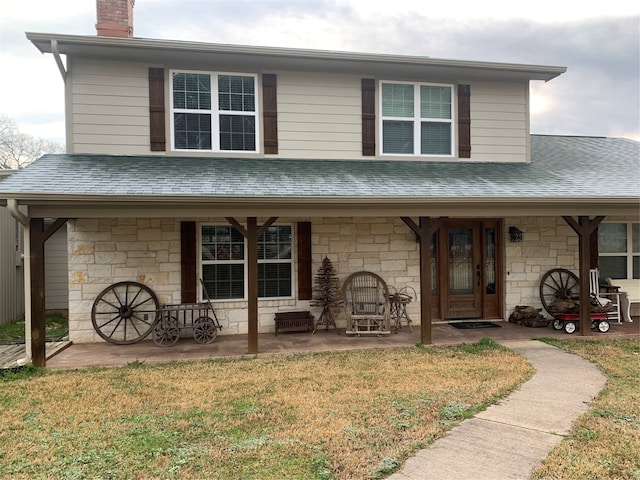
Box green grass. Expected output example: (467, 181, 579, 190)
(0, 312, 68, 344)
(532, 338, 640, 480)
(0, 339, 531, 479)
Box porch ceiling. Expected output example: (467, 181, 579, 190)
(0, 135, 638, 218)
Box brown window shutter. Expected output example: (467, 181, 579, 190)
(297, 222, 312, 300)
(181, 221, 197, 303)
(262, 73, 278, 154)
(149, 68, 166, 152)
(457, 84, 471, 158)
(362, 79, 376, 156)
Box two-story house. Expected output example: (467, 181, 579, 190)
(1, 0, 638, 366)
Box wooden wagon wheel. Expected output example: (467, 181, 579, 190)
(152, 315, 180, 347)
(539, 268, 580, 315)
(193, 316, 218, 344)
(91, 281, 160, 344)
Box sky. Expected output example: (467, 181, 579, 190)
(0, 0, 639, 144)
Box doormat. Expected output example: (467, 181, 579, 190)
(448, 321, 502, 329)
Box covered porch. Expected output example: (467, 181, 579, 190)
(43, 319, 639, 370)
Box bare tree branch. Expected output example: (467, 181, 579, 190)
(0, 114, 64, 169)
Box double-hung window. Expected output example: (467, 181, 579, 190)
(201, 225, 293, 300)
(381, 81, 453, 156)
(598, 222, 640, 279)
(171, 71, 258, 152)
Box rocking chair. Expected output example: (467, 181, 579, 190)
(342, 271, 391, 336)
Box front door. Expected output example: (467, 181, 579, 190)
(443, 221, 483, 319)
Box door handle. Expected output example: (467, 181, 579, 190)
(476, 264, 481, 286)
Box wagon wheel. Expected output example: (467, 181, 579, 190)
(539, 268, 580, 315)
(193, 316, 218, 344)
(596, 320, 610, 333)
(153, 316, 180, 347)
(91, 281, 160, 344)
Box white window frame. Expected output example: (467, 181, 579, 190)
(170, 70, 260, 153)
(379, 80, 454, 157)
(598, 221, 640, 280)
(199, 223, 294, 302)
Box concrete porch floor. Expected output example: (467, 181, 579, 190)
(46, 319, 639, 369)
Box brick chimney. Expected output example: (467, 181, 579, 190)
(96, 0, 135, 38)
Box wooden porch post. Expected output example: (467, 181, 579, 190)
(401, 216, 446, 345)
(563, 216, 605, 336)
(29, 218, 46, 367)
(29, 217, 68, 367)
(226, 217, 278, 354)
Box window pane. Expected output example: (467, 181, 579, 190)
(599, 223, 627, 253)
(202, 264, 244, 300)
(174, 113, 211, 150)
(382, 83, 414, 117)
(599, 256, 627, 280)
(485, 228, 496, 294)
(218, 75, 255, 112)
(421, 122, 451, 155)
(258, 263, 292, 297)
(383, 120, 413, 154)
(420, 85, 451, 119)
(633, 223, 640, 253)
(201, 226, 244, 261)
(219, 115, 256, 151)
(258, 226, 292, 260)
(172, 72, 210, 110)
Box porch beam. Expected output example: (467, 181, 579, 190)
(402, 216, 446, 345)
(562, 216, 605, 336)
(225, 216, 278, 354)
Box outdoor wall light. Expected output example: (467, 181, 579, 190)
(509, 227, 524, 243)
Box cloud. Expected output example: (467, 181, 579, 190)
(1, 1, 638, 141)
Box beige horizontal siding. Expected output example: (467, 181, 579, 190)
(469, 81, 529, 162)
(276, 72, 362, 158)
(44, 224, 68, 311)
(70, 58, 150, 155)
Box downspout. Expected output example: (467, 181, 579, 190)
(7, 200, 32, 364)
(51, 40, 67, 82)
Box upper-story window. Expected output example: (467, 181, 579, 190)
(171, 71, 259, 152)
(381, 81, 453, 156)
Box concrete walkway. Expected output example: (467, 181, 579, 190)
(388, 340, 607, 480)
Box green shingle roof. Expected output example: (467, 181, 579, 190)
(0, 135, 638, 200)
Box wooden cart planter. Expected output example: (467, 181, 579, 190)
(91, 280, 222, 346)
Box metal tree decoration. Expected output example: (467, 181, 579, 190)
(311, 256, 341, 332)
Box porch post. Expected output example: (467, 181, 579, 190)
(246, 217, 259, 354)
(419, 217, 433, 345)
(29, 218, 46, 367)
(226, 216, 278, 355)
(563, 216, 605, 336)
(28, 217, 69, 367)
(401, 216, 446, 345)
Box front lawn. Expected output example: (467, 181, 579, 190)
(533, 338, 640, 480)
(0, 339, 530, 479)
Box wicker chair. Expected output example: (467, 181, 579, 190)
(342, 271, 391, 335)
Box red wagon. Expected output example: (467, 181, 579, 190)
(551, 313, 610, 334)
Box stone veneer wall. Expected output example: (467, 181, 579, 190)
(67, 215, 604, 342)
(503, 217, 579, 315)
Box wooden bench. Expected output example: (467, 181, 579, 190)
(607, 278, 640, 322)
(274, 311, 314, 336)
